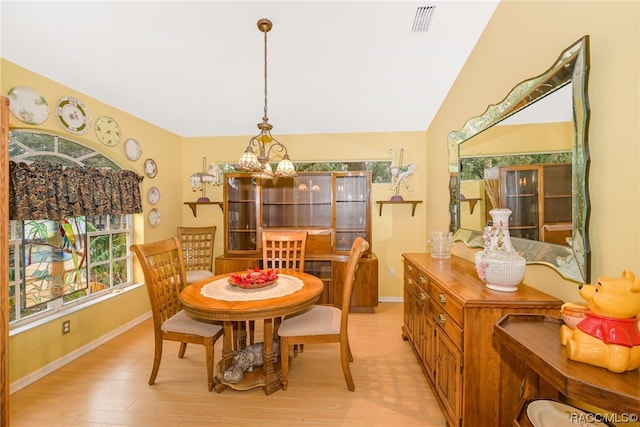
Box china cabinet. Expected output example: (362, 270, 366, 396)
(402, 253, 562, 427)
(216, 172, 377, 312)
(499, 163, 572, 243)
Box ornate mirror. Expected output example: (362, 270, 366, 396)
(448, 35, 590, 283)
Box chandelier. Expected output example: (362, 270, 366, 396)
(237, 18, 296, 178)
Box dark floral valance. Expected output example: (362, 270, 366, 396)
(9, 160, 144, 220)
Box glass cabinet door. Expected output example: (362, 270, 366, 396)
(262, 174, 332, 228)
(224, 175, 259, 253)
(334, 173, 371, 253)
(543, 163, 572, 223)
(500, 166, 541, 240)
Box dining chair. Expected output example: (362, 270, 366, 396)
(130, 237, 223, 391)
(262, 229, 308, 271)
(177, 225, 216, 284)
(278, 236, 369, 391)
(242, 230, 309, 346)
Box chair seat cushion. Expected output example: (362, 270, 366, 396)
(186, 270, 215, 284)
(162, 310, 222, 337)
(278, 305, 341, 336)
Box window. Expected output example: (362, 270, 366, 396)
(217, 160, 393, 183)
(8, 130, 134, 326)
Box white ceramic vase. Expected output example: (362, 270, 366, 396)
(474, 208, 526, 292)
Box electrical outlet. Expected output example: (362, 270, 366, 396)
(390, 267, 396, 276)
(62, 320, 70, 335)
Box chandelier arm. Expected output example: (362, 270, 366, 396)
(265, 137, 289, 158)
(248, 135, 266, 157)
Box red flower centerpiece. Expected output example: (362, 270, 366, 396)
(228, 268, 279, 289)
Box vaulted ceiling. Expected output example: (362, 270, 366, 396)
(1, 1, 499, 137)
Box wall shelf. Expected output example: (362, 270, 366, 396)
(184, 201, 223, 217)
(460, 197, 481, 214)
(375, 200, 422, 216)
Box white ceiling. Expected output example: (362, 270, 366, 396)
(1, 1, 499, 137)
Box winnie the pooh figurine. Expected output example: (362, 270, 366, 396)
(560, 270, 640, 373)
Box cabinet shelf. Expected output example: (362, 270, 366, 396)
(375, 200, 422, 216)
(184, 201, 223, 217)
(544, 194, 571, 199)
(263, 202, 332, 206)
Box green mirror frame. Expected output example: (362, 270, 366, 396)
(447, 35, 590, 284)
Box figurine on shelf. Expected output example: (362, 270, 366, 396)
(189, 157, 221, 202)
(388, 148, 417, 201)
(560, 270, 640, 373)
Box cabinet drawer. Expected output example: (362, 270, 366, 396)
(405, 261, 428, 293)
(431, 302, 463, 351)
(405, 275, 428, 304)
(429, 280, 463, 326)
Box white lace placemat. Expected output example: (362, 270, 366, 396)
(200, 274, 304, 301)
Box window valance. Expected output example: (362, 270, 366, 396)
(9, 160, 144, 220)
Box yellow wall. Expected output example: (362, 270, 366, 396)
(427, 0, 639, 303)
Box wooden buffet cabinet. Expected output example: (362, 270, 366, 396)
(495, 314, 640, 427)
(215, 172, 378, 312)
(401, 253, 563, 427)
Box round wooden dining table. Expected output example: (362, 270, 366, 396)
(179, 270, 323, 395)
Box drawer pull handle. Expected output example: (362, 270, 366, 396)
(419, 276, 426, 285)
(438, 293, 446, 304)
(407, 265, 413, 272)
(420, 292, 427, 301)
(518, 379, 525, 400)
(438, 313, 446, 324)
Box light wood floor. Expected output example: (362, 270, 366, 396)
(10, 302, 446, 427)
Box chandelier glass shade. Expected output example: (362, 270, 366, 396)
(237, 18, 296, 178)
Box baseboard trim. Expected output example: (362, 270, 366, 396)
(379, 296, 403, 303)
(10, 311, 151, 394)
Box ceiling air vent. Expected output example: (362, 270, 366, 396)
(412, 6, 436, 32)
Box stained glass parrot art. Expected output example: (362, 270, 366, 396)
(59, 219, 76, 250)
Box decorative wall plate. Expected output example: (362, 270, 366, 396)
(95, 115, 122, 146)
(144, 158, 158, 178)
(124, 138, 142, 161)
(147, 187, 161, 205)
(7, 85, 49, 125)
(148, 208, 161, 227)
(56, 96, 91, 135)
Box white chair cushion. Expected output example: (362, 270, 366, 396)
(162, 310, 222, 337)
(278, 305, 341, 336)
(186, 270, 215, 284)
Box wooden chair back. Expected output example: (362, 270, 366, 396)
(177, 226, 216, 273)
(130, 237, 187, 327)
(262, 230, 308, 271)
(340, 237, 369, 330)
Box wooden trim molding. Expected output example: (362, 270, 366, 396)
(1, 96, 10, 426)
